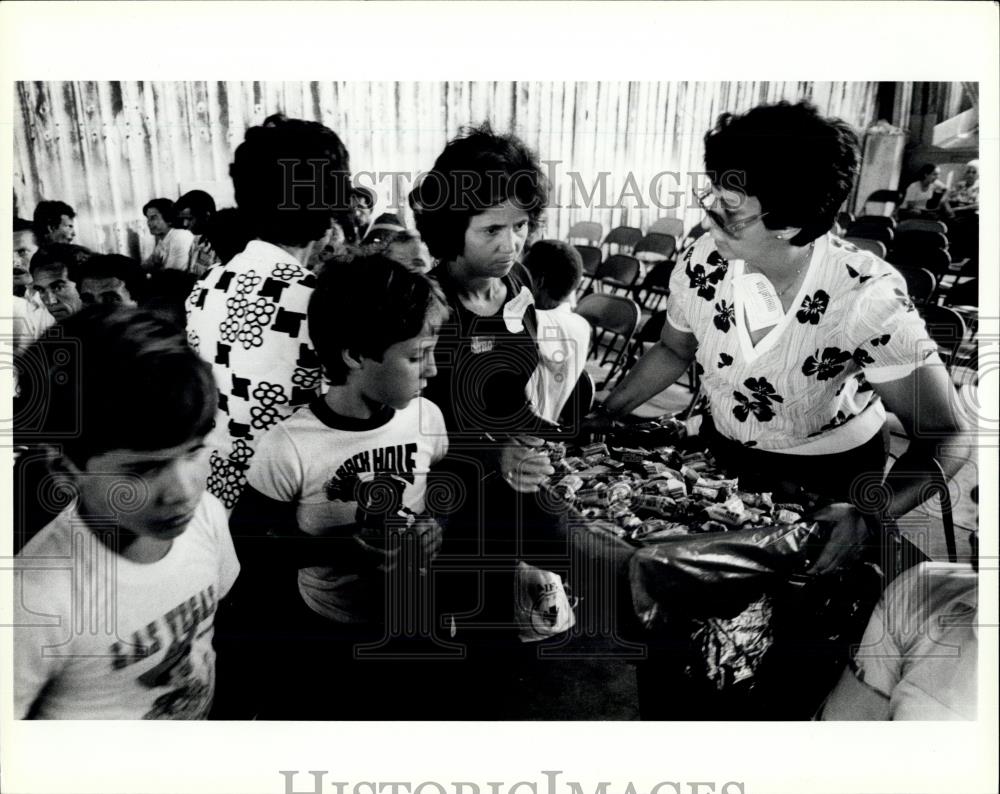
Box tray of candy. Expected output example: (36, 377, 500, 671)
(538, 417, 821, 546)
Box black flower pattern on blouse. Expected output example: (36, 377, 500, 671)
(731, 377, 783, 423)
(870, 334, 891, 346)
(852, 347, 875, 367)
(846, 264, 873, 283)
(802, 347, 853, 381)
(686, 257, 727, 301)
(714, 300, 736, 332)
(795, 290, 830, 325)
(718, 352, 734, 368)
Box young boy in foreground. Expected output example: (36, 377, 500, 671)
(13, 306, 239, 719)
(228, 254, 450, 718)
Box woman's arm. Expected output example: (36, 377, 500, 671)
(603, 322, 698, 417)
(807, 363, 970, 574)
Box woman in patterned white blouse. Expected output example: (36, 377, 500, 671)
(602, 101, 969, 577)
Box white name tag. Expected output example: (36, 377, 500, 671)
(739, 273, 784, 331)
(503, 286, 534, 334)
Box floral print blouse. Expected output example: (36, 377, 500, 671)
(666, 233, 940, 454)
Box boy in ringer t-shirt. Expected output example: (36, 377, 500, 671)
(229, 254, 451, 719)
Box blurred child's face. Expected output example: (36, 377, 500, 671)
(80, 276, 137, 308)
(32, 265, 82, 319)
(74, 438, 210, 541)
(358, 323, 440, 410)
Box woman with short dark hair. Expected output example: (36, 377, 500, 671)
(142, 197, 195, 271)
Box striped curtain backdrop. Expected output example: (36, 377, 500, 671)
(13, 81, 878, 258)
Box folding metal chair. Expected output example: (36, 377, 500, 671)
(633, 233, 677, 265)
(845, 223, 894, 249)
(895, 265, 937, 306)
(574, 244, 603, 294)
(918, 303, 966, 370)
(864, 189, 903, 216)
(632, 259, 675, 312)
(648, 217, 685, 240)
(853, 215, 896, 230)
(574, 293, 641, 387)
(567, 220, 603, 246)
(594, 254, 641, 296)
(897, 219, 948, 235)
(601, 225, 643, 256)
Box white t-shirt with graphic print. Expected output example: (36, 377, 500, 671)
(665, 233, 941, 454)
(14, 493, 239, 719)
(246, 396, 448, 624)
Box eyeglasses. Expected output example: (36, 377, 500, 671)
(692, 187, 769, 237)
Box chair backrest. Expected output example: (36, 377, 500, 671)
(574, 244, 603, 276)
(897, 219, 948, 235)
(637, 310, 668, 344)
(596, 254, 641, 286)
(649, 217, 685, 239)
(633, 233, 676, 263)
(894, 229, 949, 252)
(640, 259, 676, 290)
(567, 221, 603, 246)
(574, 293, 641, 338)
(843, 237, 887, 259)
(895, 265, 936, 305)
(864, 189, 903, 215)
(943, 278, 978, 308)
(889, 245, 951, 278)
(845, 224, 894, 247)
(853, 215, 896, 230)
(918, 304, 966, 366)
(602, 225, 643, 252)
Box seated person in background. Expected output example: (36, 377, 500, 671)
(381, 229, 432, 274)
(29, 243, 92, 321)
(943, 159, 979, 214)
(142, 198, 195, 271)
(818, 553, 978, 720)
(78, 253, 146, 308)
(900, 163, 948, 218)
(13, 217, 39, 298)
(174, 190, 219, 276)
(13, 306, 239, 719)
(344, 185, 375, 243)
(228, 255, 449, 719)
(200, 207, 253, 268)
(361, 212, 406, 247)
(32, 200, 77, 246)
(523, 239, 592, 424)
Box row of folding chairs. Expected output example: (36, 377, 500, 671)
(568, 217, 687, 249)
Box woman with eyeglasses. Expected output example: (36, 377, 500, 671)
(603, 100, 968, 578)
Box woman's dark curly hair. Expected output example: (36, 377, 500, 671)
(409, 122, 549, 262)
(703, 101, 860, 246)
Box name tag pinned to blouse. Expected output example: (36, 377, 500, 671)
(503, 286, 535, 334)
(738, 273, 784, 332)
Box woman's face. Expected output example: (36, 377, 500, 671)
(702, 187, 778, 263)
(456, 201, 530, 280)
(145, 208, 170, 237)
(922, 167, 941, 187)
(963, 164, 978, 183)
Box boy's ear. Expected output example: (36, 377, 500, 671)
(341, 348, 364, 372)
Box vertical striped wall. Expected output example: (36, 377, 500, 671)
(13, 81, 878, 258)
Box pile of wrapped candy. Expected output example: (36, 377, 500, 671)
(542, 431, 814, 543)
